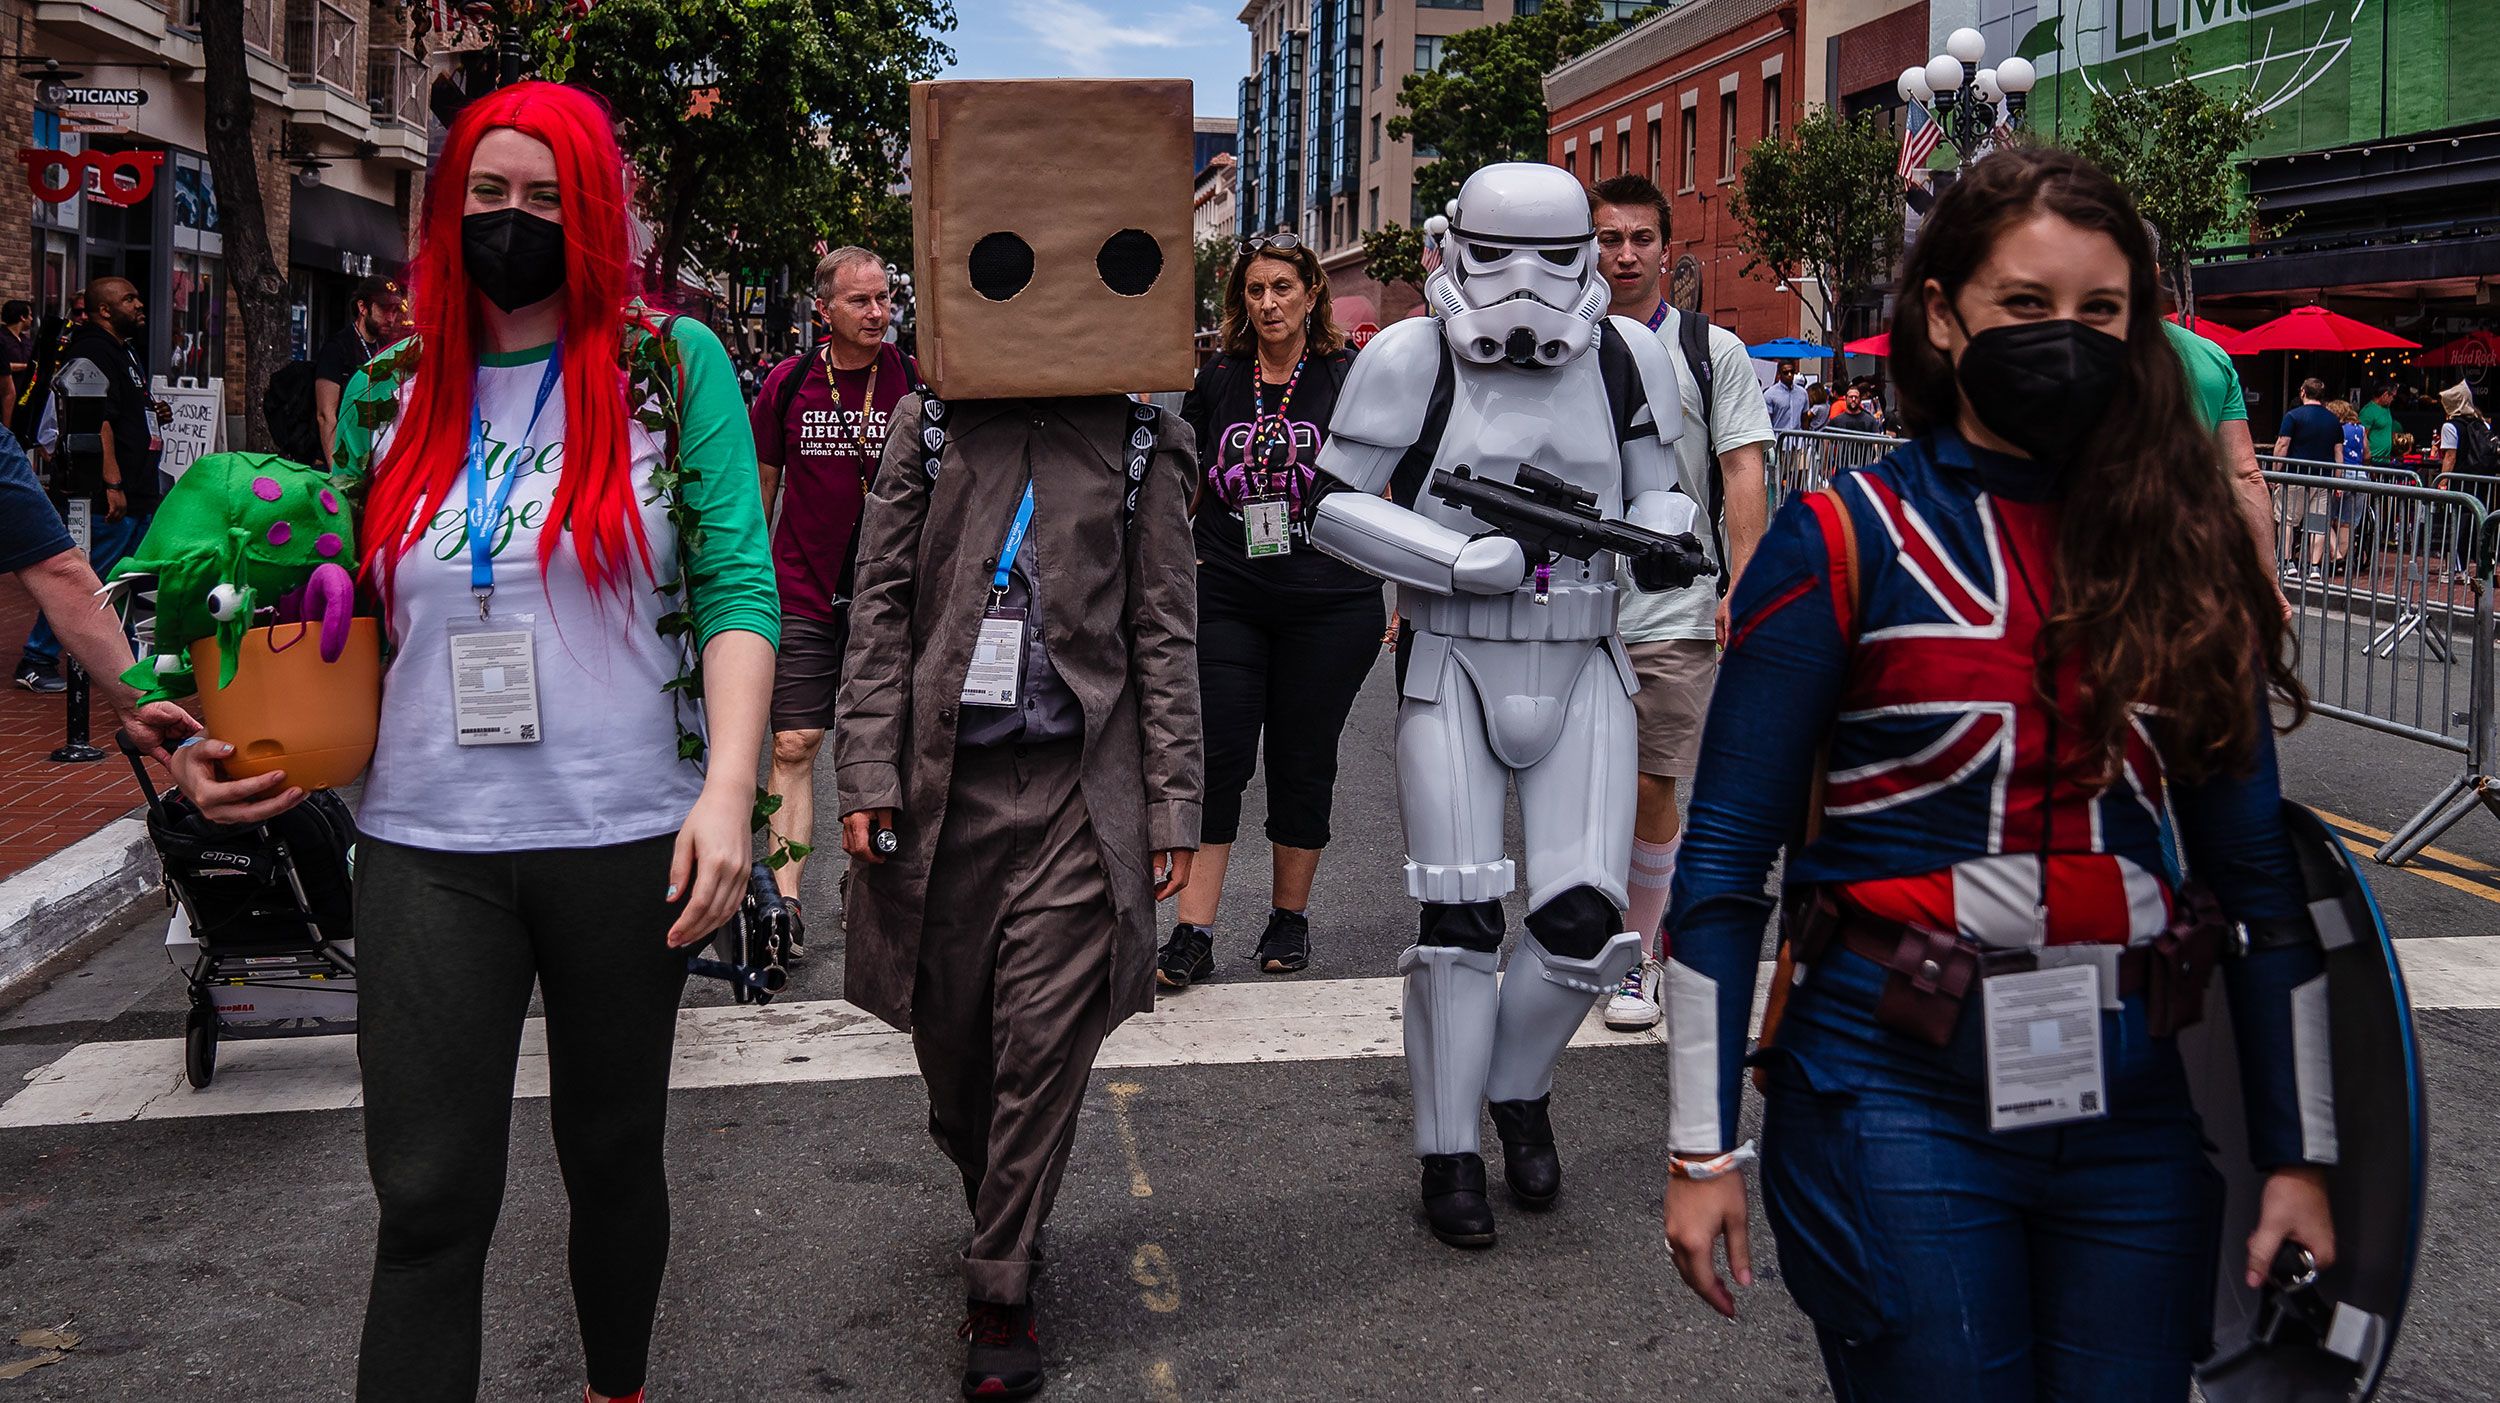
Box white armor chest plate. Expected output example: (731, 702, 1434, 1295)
(1410, 352, 1628, 641)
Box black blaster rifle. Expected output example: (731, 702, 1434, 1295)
(1429, 463, 1711, 601)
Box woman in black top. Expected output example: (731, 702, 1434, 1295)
(1156, 234, 1380, 985)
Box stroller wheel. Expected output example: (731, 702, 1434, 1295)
(184, 999, 218, 1090)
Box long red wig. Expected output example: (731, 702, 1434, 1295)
(361, 81, 657, 603)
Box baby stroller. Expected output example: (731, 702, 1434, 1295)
(118, 732, 359, 1089)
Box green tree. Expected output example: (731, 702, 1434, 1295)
(1361, 223, 1429, 302)
(2069, 48, 2266, 322)
(1389, 0, 1630, 215)
(1726, 106, 1905, 357)
(510, 0, 954, 294)
(1195, 234, 1237, 333)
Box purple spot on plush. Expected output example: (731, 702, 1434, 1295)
(319, 489, 339, 514)
(251, 476, 283, 502)
(315, 532, 343, 558)
(267, 522, 293, 546)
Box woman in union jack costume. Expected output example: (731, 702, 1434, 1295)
(1659, 149, 2339, 1401)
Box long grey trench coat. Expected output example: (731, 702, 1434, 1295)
(834, 393, 1203, 1033)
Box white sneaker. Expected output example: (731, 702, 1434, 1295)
(1603, 957, 1663, 1031)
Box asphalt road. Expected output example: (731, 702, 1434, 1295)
(1, 624, 2497, 1400)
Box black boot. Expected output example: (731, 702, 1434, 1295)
(959, 1298, 1044, 1399)
(1488, 1095, 1560, 1210)
(1419, 1153, 1497, 1248)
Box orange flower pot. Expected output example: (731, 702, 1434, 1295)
(192, 617, 384, 791)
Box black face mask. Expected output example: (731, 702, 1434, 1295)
(461, 208, 568, 313)
(1952, 316, 2129, 466)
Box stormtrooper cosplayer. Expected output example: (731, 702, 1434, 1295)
(1308, 162, 1709, 1246)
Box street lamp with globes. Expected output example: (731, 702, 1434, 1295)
(1895, 28, 2036, 172)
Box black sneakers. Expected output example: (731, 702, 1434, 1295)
(1155, 923, 1214, 989)
(1255, 907, 1309, 974)
(12, 662, 63, 695)
(959, 1298, 1044, 1399)
(782, 898, 807, 964)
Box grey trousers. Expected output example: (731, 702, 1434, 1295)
(911, 738, 1116, 1305)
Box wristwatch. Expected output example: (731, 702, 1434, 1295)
(1667, 1140, 1759, 1181)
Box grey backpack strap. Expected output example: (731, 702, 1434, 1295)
(1123, 399, 1157, 532)
(918, 394, 948, 480)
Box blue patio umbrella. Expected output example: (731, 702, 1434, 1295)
(1746, 337, 1835, 358)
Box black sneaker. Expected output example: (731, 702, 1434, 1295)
(13, 662, 63, 695)
(959, 1298, 1044, 1399)
(1155, 923, 1214, 990)
(1255, 907, 1309, 974)
(782, 898, 807, 964)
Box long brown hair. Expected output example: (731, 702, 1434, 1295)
(1889, 147, 2304, 782)
(1218, 240, 1345, 359)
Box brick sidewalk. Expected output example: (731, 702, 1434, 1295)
(0, 575, 150, 881)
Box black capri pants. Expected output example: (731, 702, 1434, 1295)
(1198, 571, 1385, 848)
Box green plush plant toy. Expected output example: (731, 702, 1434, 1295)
(110, 452, 358, 703)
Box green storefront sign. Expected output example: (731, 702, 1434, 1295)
(2011, 0, 2500, 156)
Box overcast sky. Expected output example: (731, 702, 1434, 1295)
(943, 0, 1248, 118)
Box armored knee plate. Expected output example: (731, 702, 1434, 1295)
(1399, 943, 1501, 1158)
(1486, 930, 1644, 1105)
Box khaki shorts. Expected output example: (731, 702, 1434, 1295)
(1627, 638, 1717, 779)
(770, 611, 849, 733)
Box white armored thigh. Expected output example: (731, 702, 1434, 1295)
(1395, 631, 1514, 904)
(1515, 641, 1638, 913)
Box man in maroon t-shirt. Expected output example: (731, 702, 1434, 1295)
(753, 246, 918, 955)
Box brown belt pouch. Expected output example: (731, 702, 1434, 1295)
(1866, 922, 1982, 1047)
(2144, 885, 2227, 1037)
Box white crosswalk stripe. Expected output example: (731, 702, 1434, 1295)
(4, 937, 2494, 1131)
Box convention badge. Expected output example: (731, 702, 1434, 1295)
(446, 615, 544, 746)
(1981, 962, 2108, 1132)
(64, 497, 91, 555)
(1244, 495, 1293, 558)
(960, 605, 1026, 708)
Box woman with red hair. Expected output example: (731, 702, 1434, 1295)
(172, 82, 777, 1403)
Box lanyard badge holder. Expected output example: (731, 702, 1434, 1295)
(448, 350, 561, 747)
(1243, 356, 1303, 558)
(961, 482, 1035, 708)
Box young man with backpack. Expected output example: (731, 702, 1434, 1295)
(1586, 174, 1775, 1031)
(752, 246, 920, 957)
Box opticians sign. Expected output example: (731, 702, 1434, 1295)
(40, 84, 147, 107)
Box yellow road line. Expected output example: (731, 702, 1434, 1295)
(2334, 836, 2500, 904)
(2311, 808, 2500, 875)
(1107, 1081, 1154, 1198)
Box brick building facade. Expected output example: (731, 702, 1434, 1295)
(0, 0, 431, 431)
(1543, 0, 1803, 345)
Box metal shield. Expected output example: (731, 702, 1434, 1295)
(2184, 802, 2426, 1402)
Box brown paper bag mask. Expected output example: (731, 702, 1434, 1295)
(910, 79, 1196, 399)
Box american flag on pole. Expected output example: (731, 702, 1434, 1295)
(1898, 114, 1943, 180)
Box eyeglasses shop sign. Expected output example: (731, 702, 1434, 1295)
(42, 84, 147, 108)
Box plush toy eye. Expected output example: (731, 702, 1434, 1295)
(207, 584, 245, 621)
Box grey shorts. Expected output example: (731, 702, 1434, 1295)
(770, 610, 849, 733)
(1627, 637, 1717, 779)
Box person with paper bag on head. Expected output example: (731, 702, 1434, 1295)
(833, 78, 1203, 1401)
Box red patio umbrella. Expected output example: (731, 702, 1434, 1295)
(2233, 305, 2419, 354)
(2415, 329, 2500, 369)
(1843, 332, 1890, 356)
(2167, 313, 2251, 355)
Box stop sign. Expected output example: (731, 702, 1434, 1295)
(1351, 321, 1381, 349)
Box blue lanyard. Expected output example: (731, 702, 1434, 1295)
(465, 345, 563, 614)
(1646, 300, 1671, 332)
(991, 482, 1036, 598)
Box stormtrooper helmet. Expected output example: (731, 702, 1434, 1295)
(1423, 162, 1608, 368)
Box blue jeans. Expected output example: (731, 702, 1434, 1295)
(1759, 946, 2223, 1403)
(18, 509, 145, 670)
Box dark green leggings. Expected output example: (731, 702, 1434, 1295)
(352, 834, 687, 1402)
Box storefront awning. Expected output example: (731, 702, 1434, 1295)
(289, 184, 407, 278)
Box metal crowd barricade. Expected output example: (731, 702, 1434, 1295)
(2264, 468, 2500, 863)
(1766, 428, 1896, 512)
